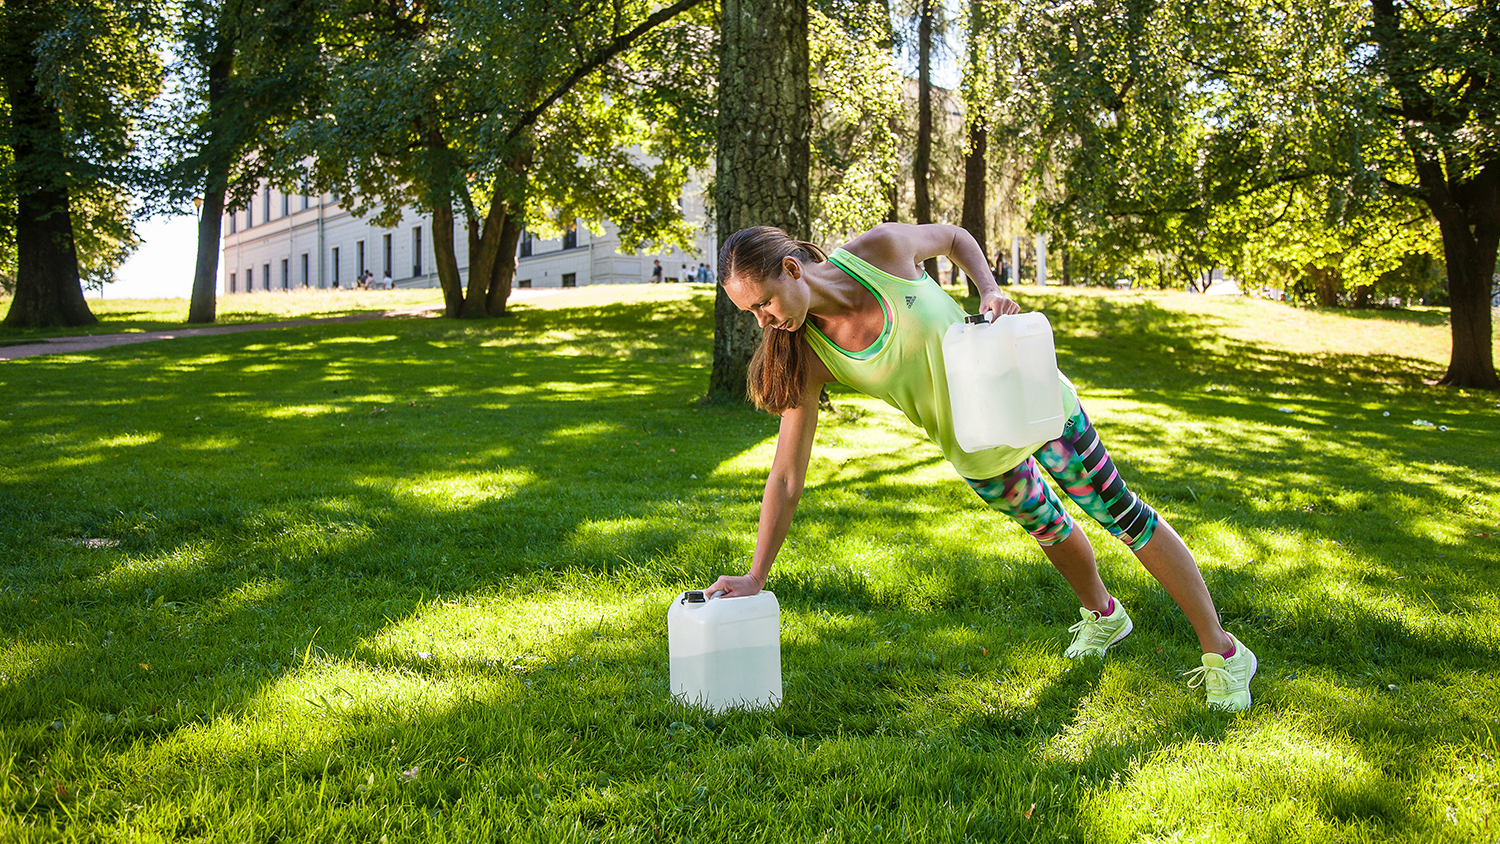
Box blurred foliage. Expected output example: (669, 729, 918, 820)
(809, 6, 905, 244)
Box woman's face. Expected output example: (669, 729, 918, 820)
(723, 259, 810, 331)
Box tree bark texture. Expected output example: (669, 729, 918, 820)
(1, 13, 96, 329)
(1371, 0, 1499, 389)
(430, 201, 466, 317)
(960, 119, 987, 297)
(710, 0, 811, 403)
(462, 179, 513, 318)
(486, 212, 523, 316)
(1405, 147, 1499, 388)
(188, 56, 234, 324)
(913, 0, 939, 283)
(1432, 199, 1499, 388)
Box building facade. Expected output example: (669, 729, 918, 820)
(218, 181, 719, 294)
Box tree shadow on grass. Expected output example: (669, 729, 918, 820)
(1, 290, 1495, 840)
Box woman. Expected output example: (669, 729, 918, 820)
(704, 223, 1257, 711)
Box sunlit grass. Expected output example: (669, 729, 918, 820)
(1, 285, 1496, 842)
(0, 289, 450, 340)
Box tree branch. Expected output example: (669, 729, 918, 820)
(506, 0, 707, 141)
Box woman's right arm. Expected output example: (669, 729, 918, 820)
(704, 353, 832, 597)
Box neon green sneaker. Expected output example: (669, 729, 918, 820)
(1183, 634, 1257, 711)
(1064, 600, 1133, 659)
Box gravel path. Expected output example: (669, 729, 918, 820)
(1, 290, 563, 361)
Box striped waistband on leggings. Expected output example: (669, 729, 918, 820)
(963, 406, 1159, 551)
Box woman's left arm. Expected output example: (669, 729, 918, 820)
(848, 223, 1019, 319)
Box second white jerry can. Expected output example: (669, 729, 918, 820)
(942, 312, 1066, 452)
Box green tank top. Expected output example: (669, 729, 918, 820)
(804, 248, 1081, 479)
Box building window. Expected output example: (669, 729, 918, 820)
(280, 258, 289, 290)
(246, 266, 253, 290)
(244, 196, 253, 228)
(519, 230, 532, 258)
(383, 233, 392, 277)
(562, 221, 577, 250)
(332, 247, 340, 288)
(301, 194, 309, 211)
(301, 253, 309, 287)
(517, 278, 531, 289)
(356, 240, 365, 278)
(561, 272, 576, 288)
(262, 185, 271, 223)
(412, 226, 423, 276)
(281, 193, 289, 217)
(228, 272, 236, 293)
(262, 263, 270, 291)
(228, 211, 237, 234)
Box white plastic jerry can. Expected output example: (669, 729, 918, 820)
(666, 590, 782, 712)
(942, 311, 1066, 452)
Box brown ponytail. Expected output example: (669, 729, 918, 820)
(719, 226, 826, 414)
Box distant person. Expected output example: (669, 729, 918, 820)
(382, 272, 393, 290)
(697, 263, 709, 284)
(681, 263, 690, 283)
(651, 260, 663, 284)
(700, 223, 1258, 713)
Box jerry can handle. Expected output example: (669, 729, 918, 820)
(964, 312, 995, 325)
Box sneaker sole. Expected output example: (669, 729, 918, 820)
(1103, 617, 1134, 655)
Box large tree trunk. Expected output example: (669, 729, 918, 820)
(1433, 212, 1499, 389)
(1, 30, 96, 328)
(710, 0, 810, 403)
(486, 212, 523, 316)
(960, 118, 986, 298)
(461, 180, 510, 318)
(429, 200, 465, 317)
(1410, 152, 1499, 388)
(914, 0, 938, 282)
(188, 182, 227, 323)
(1371, 0, 1499, 390)
(187, 54, 234, 324)
(460, 151, 531, 318)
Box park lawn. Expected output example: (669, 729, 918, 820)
(0, 284, 1496, 843)
(0, 289, 448, 341)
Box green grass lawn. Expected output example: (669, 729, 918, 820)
(0, 289, 449, 341)
(2, 285, 1497, 842)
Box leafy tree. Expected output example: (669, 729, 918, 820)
(1222, 179, 1438, 304)
(301, 0, 713, 320)
(808, 4, 904, 245)
(905, 0, 951, 282)
(708, 0, 810, 403)
(1368, 0, 1499, 388)
(958, 0, 1010, 293)
(140, 0, 324, 324)
(1, 0, 161, 327)
(999, 0, 1495, 387)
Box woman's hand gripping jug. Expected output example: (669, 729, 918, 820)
(667, 590, 781, 711)
(942, 312, 1065, 452)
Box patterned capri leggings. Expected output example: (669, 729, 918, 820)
(964, 406, 1159, 551)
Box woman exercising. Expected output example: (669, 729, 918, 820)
(703, 223, 1257, 711)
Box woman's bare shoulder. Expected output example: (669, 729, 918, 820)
(838, 223, 932, 280)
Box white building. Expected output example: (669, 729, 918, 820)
(219, 181, 718, 294)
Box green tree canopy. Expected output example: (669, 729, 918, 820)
(297, 0, 714, 318)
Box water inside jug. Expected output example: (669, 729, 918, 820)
(943, 312, 1066, 451)
(667, 590, 781, 711)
